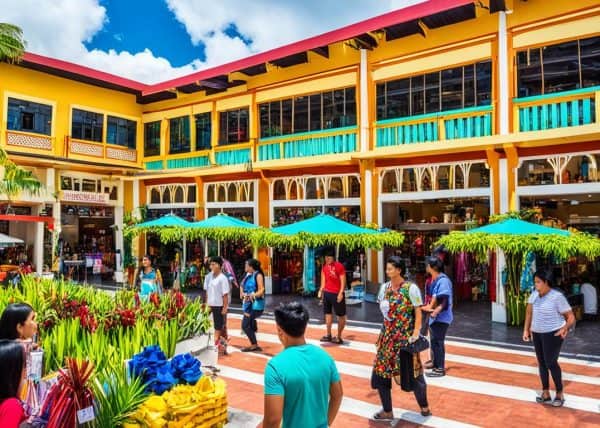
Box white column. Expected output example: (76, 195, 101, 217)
(132, 179, 140, 217)
(359, 49, 369, 153)
(33, 205, 44, 274)
(498, 11, 510, 136)
(499, 158, 510, 214)
(377, 198, 384, 284)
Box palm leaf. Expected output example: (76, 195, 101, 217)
(0, 23, 26, 63)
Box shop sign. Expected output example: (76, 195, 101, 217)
(62, 191, 109, 204)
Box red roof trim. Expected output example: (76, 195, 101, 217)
(18, 0, 474, 97)
(22, 52, 150, 92)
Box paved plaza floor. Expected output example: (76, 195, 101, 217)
(220, 314, 600, 427)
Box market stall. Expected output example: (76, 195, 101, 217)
(0, 276, 226, 428)
(268, 214, 404, 296)
(438, 216, 600, 325)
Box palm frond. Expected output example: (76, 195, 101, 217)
(0, 23, 26, 63)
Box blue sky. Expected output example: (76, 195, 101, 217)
(2, 0, 422, 84)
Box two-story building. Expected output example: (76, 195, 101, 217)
(1, 1, 599, 308)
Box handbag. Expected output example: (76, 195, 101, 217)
(400, 335, 429, 354)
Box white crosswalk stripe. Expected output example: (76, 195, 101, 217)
(226, 329, 600, 413)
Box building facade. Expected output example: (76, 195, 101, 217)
(0, 1, 598, 301)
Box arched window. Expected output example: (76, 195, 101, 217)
(217, 185, 227, 202)
(174, 186, 184, 203)
(162, 188, 171, 204)
(206, 185, 215, 202)
(381, 170, 398, 193)
(150, 188, 160, 204)
(289, 180, 299, 200)
(437, 166, 451, 190)
(273, 180, 286, 200)
(305, 178, 317, 199)
(421, 169, 432, 191)
(328, 177, 343, 198)
(348, 176, 360, 197)
(228, 184, 237, 202)
(188, 185, 197, 203)
(454, 165, 465, 189)
(469, 163, 490, 188)
(402, 168, 417, 192)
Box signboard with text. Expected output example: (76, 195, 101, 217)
(61, 191, 109, 204)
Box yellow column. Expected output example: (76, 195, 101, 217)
(486, 148, 501, 215)
(503, 144, 520, 211)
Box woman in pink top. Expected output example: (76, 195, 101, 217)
(0, 340, 26, 428)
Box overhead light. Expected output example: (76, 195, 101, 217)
(571, 200, 580, 206)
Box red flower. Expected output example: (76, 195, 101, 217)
(149, 292, 160, 308)
(174, 291, 185, 309)
(134, 293, 141, 307)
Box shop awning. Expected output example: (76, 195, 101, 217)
(269, 214, 404, 250)
(0, 233, 24, 247)
(0, 214, 54, 230)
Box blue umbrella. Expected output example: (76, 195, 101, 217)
(466, 218, 570, 236)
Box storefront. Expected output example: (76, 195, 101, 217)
(204, 180, 257, 283)
(144, 182, 197, 286)
(269, 173, 363, 294)
(378, 160, 492, 297)
(516, 151, 600, 319)
(58, 172, 123, 282)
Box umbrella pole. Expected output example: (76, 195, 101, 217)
(335, 244, 340, 260)
(182, 236, 187, 272)
(218, 240, 221, 257)
(204, 238, 208, 258)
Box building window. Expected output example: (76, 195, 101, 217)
(169, 116, 190, 154)
(195, 112, 211, 150)
(376, 60, 492, 120)
(219, 108, 249, 145)
(516, 35, 600, 97)
(107, 116, 136, 149)
(7, 98, 52, 135)
(71, 108, 103, 142)
(144, 121, 161, 157)
(259, 87, 356, 138)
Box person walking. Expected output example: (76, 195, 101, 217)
(203, 256, 230, 355)
(263, 302, 343, 428)
(422, 256, 453, 377)
(371, 256, 430, 420)
(240, 258, 265, 352)
(523, 269, 575, 407)
(0, 340, 27, 428)
(133, 255, 163, 302)
(318, 249, 347, 344)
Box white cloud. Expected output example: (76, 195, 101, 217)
(0, 0, 425, 84)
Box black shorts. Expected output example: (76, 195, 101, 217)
(323, 291, 346, 317)
(210, 306, 227, 331)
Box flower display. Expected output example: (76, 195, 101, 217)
(171, 353, 202, 385)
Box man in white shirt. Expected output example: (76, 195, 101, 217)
(204, 256, 230, 354)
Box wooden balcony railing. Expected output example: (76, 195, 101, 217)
(6, 130, 53, 151)
(257, 126, 358, 161)
(375, 105, 493, 148)
(513, 86, 599, 132)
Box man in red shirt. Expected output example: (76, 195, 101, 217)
(318, 250, 347, 344)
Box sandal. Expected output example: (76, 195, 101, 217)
(320, 335, 333, 342)
(241, 346, 262, 352)
(426, 368, 445, 378)
(332, 337, 344, 345)
(551, 397, 565, 407)
(536, 393, 552, 404)
(420, 408, 432, 417)
(372, 410, 393, 421)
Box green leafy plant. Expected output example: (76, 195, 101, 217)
(92, 367, 149, 428)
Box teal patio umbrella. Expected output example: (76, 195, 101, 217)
(270, 214, 404, 293)
(438, 217, 600, 325)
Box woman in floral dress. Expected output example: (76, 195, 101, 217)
(371, 256, 431, 420)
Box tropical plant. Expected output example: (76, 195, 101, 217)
(0, 150, 43, 213)
(92, 367, 149, 428)
(0, 23, 26, 63)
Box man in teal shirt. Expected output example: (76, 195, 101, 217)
(263, 302, 343, 428)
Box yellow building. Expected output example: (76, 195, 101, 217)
(1, 0, 599, 315)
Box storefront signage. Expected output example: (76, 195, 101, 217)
(62, 191, 109, 204)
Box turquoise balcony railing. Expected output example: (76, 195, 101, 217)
(214, 145, 252, 166)
(166, 155, 210, 169)
(514, 86, 599, 132)
(375, 105, 493, 147)
(145, 160, 164, 170)
(258, 126, 357, 161)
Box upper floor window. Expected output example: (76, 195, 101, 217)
(169, 116, 190, 154)
(259, 87, 356, 138)
(144, 121, 161, 157)
(219, 108, 249, 145)
(107, 116, 136, 149)
(195, 112, 211, 150)
(7, 98, 52, 136)
(516, 35, 600, 97)
(376, 60, 492, 121)
(72, 108, 103, 142)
